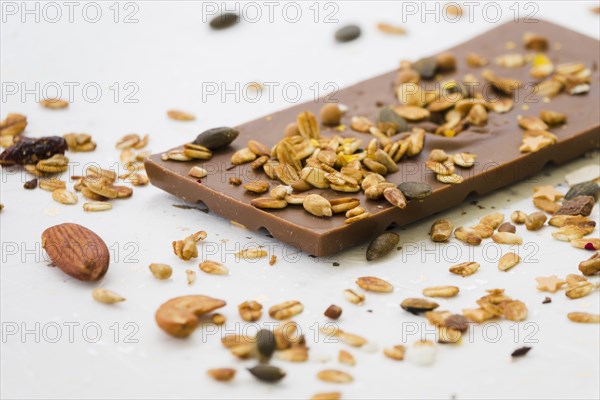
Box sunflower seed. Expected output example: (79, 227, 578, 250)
(256, 329, 276, 361)
(449, 262, 480, 277)
(498, 252, 521, 271)
(206, 368, 236, 382)
(422, 286, 459, 298)
(317, 369, 353, 383)
(567, 312, 600, 323)
(356, 276, 393, 293)
(52, 189, 78, 205)
(565, 181, 599, 201)
(269, 300, 304, 320)
(236, 248, 268, 259)
(492, 232, 523, 245)
(149, 263, 172, 280)
(344, 288, 365, 304)
(92, 288, 125, 304)
(200, 260, 229, 275)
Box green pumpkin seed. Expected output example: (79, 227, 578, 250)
(247, 365, 286, 383)
(400, 298, 439, 315)
(565, 181, 599, 201)
(412, 57, 438, 80)
(256, 329, 276, 361)
(366, 232, 399, 261)
(335, 25, 361, 42)
(193, 127, 239, 150)
(398, 181, 432, 199)
(209, 13, 239, 30)
(378, 107, 408, 134)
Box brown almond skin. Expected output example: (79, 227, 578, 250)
(41, 223, 109, 281)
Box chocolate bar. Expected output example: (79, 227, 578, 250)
(146, 20, 600, 256)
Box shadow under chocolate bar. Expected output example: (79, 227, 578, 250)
(146, 19, 600, 257)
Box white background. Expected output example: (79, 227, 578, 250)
(1, 1, 599, 399)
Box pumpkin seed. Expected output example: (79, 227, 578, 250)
(247, 365, 286, 383)
(356, 276, 393, 293)
(193, 127, 239, 149)
(256, 329, 276, 361)
(398, 181, 431, 199)
(565, 181, 599, 201)
(401, 298, 439, 314)
(449, 261, 480, 277)
(378, 107, 408, 133)
(209, 13, 239, 30)
(412, 57, 437, 79)
(335, 25, 361, 42)
(366, 232, 399, 261)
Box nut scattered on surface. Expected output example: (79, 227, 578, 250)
(92, 288, 125, 304)
(338, 350, 355, 366)
(200, 260, 229, 275)
(344, 288, 365, 304)
(498, 252, 521, 272)
(449, 262, 480, 277)
(356, 276, 393, 293)
(511, 211, 527, 224)
(430, 219, 453, 242)
(567, 312, 600, 324)
(167, 110, 196, 121)
(269, 300, 304, 320)
(155, 295, 226, 338)
(384, 345, 406, 361)
(422, 286, 459, 298)
(238, 301, 263, 322)
(325, 304, 343, 320)
(149, 263, 173, 280)
(206, 368, 236, 382)
(317, 369, 353, 384)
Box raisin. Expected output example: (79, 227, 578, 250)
(0, 136, 67, 165)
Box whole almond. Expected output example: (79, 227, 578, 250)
(41, 223, 109, 281)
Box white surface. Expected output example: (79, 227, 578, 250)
(1, 1, 599, 399)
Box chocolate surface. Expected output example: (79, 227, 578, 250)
(146, 20, 600, 256)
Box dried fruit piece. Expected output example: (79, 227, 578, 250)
(92, 288, 125, 304)
(498, 252, 520, 271)
(149, 263, 172, 280)
(449, 262, 480, 277)
(269, 300, 304, 320)
(155, 295, 226, 338)
(324, 304, 342, 320)
(356, 276, 393, 293)
(207, 368, 236, 382)
(556, 196, 595, 216)
(565, 181, 599, 201)
(0, 136, 67, 165)
(41, 223, 109, 281)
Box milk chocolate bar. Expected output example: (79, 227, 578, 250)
(146, 20, 600, 256)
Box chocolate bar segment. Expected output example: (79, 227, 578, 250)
(146, 20, 600, 256)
